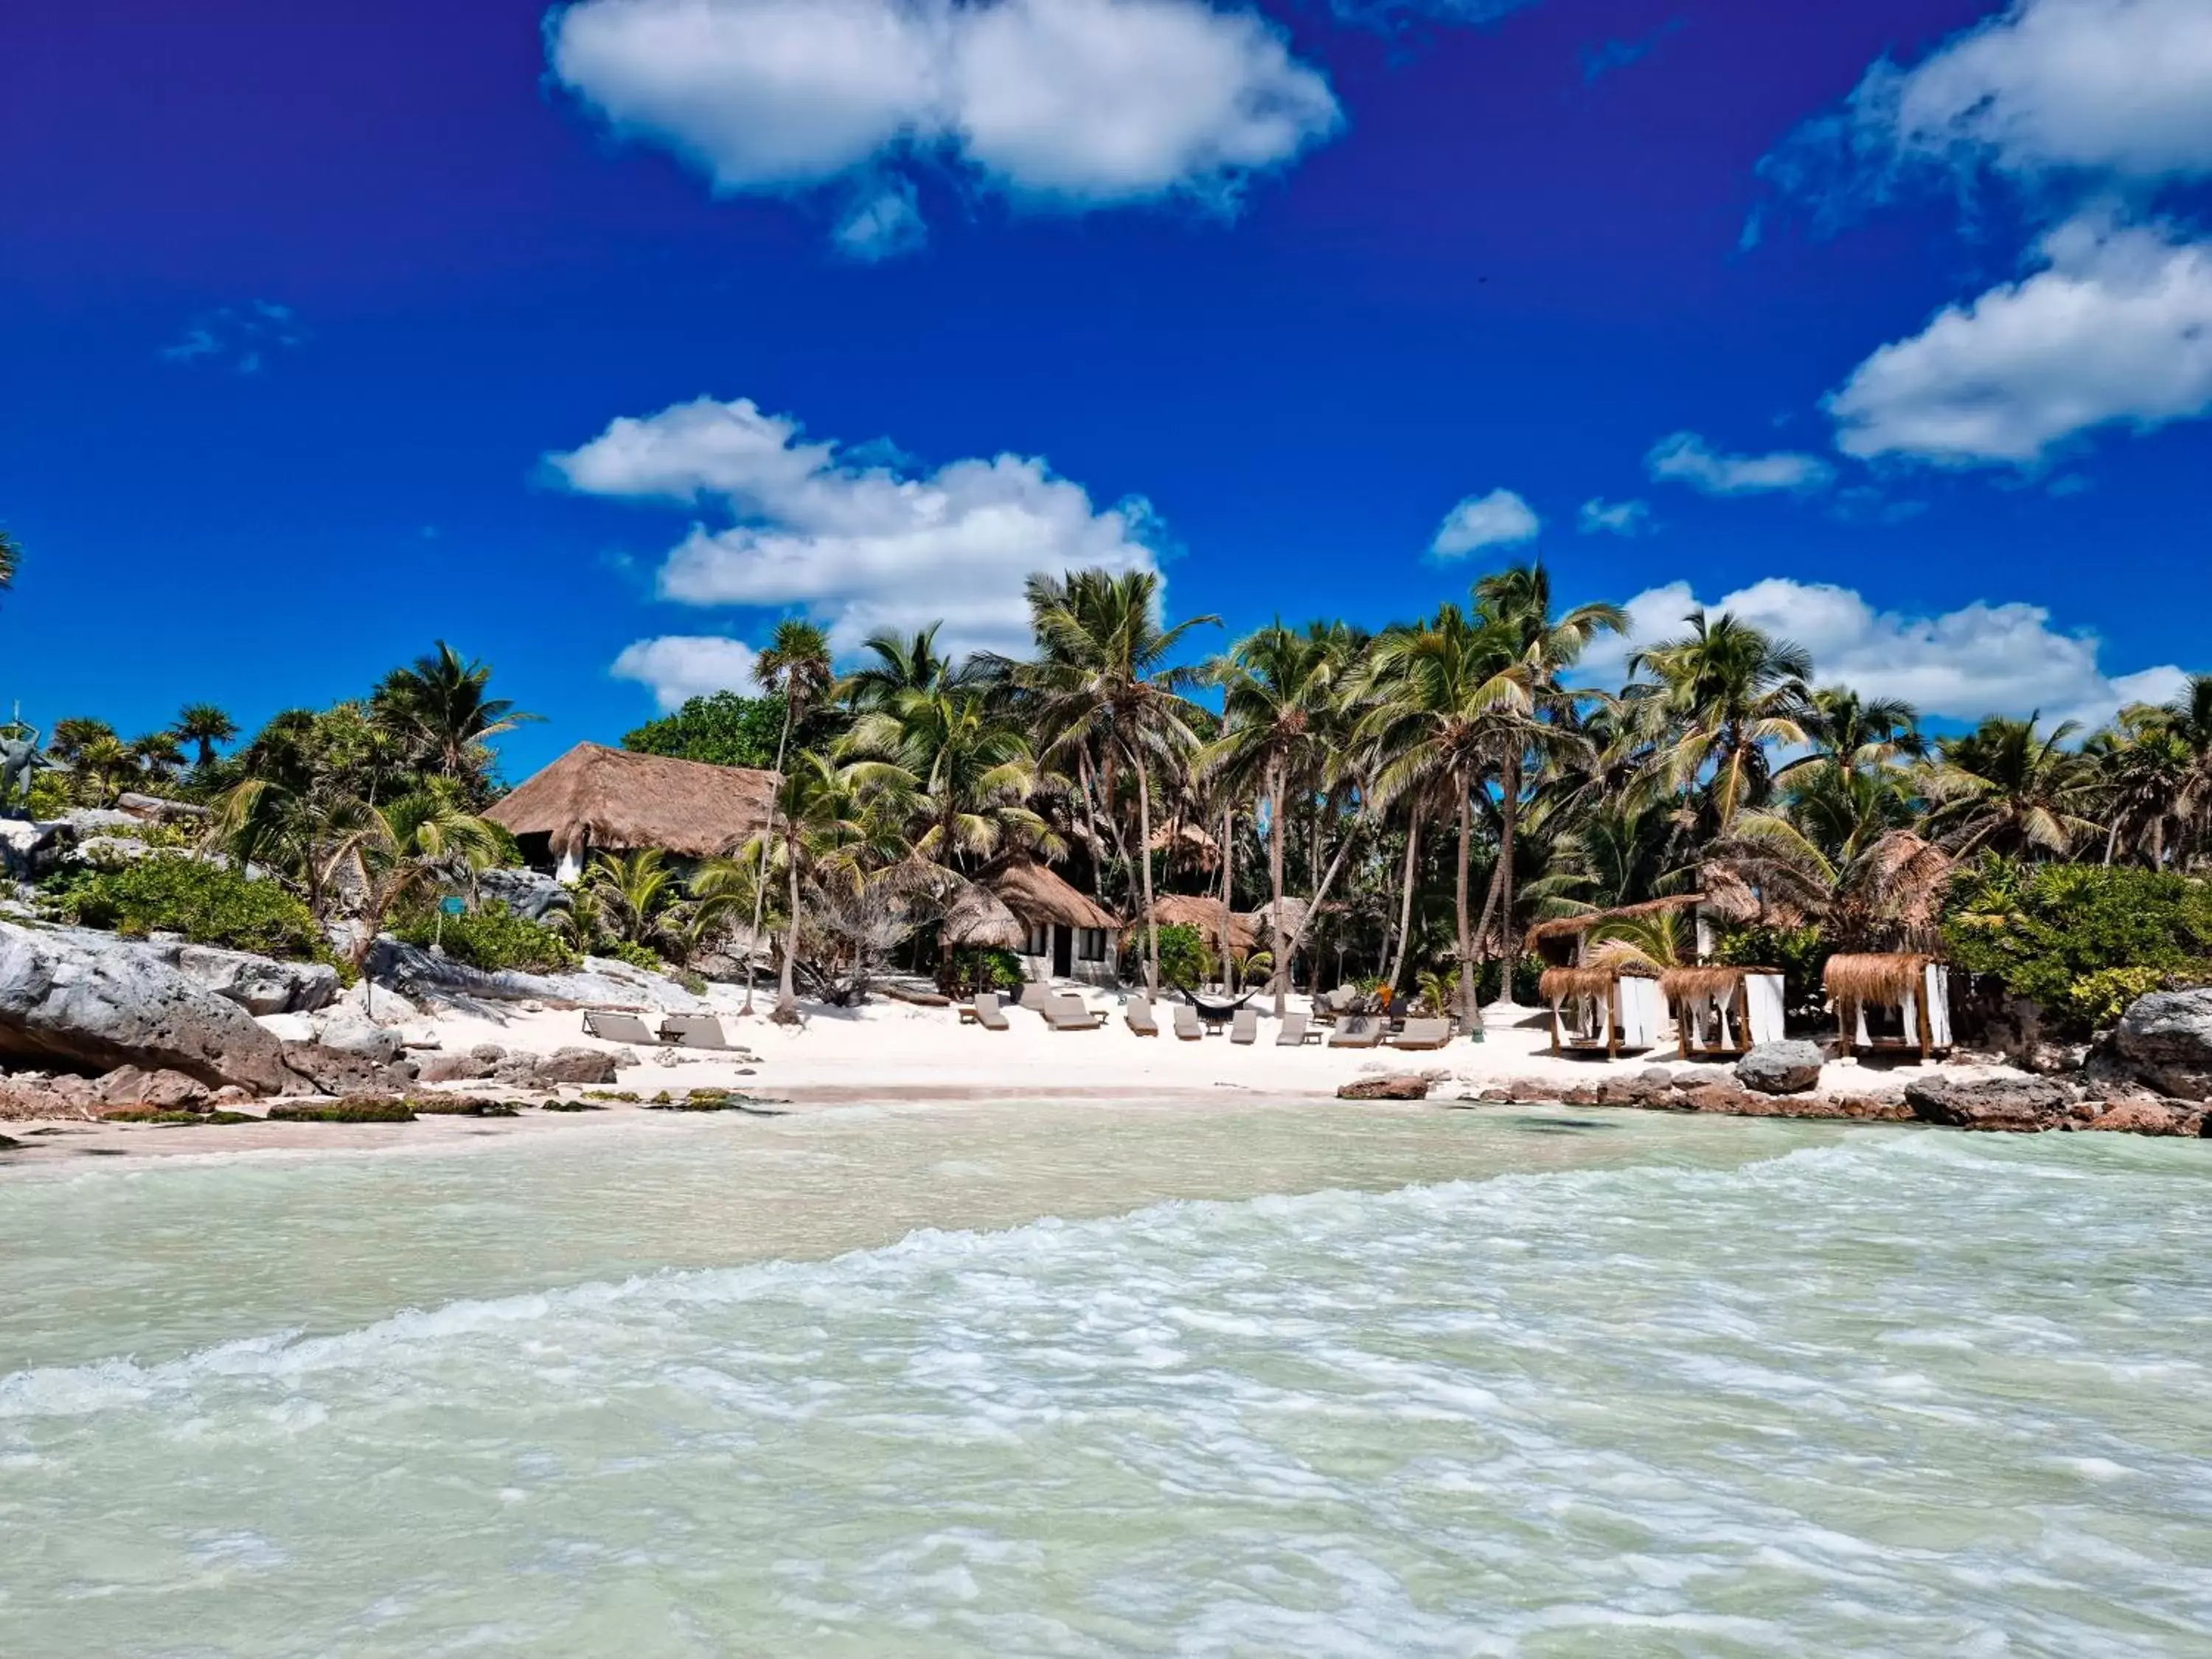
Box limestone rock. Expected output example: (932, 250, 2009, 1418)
(278, 1042, 419, 1097)
(115, 792, 209, 822)
(2084, 1097, 2208, 1137)
(496, 1046, 619, 1088)
(94, 1065, 212, 1109)
(312, 1010, 406, 1062)
(167, 943, 340, 1015)
(1685, 1083, 1753, 1114)
(1904, 1073, 2075, 1133)
(366, 941, 709, 1015)
(2112, 988, 2212, 1101)
(0, 922, 297, 1093)
(337, 979, 419, 1026)
(1338, 1074, 1431, 1100)
(254, 1012, 319, 1044)
(476, 866, 570, 923)
(1735, 1040, 1825, 1096)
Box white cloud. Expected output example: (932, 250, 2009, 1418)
(1828, 212, 2212, 465)
(1577, 497, 1652, 536)
(1849, 0, 2212, 185)
(160, 301, 305, 375)
(1644, 431, 1834, 497)
(611, 635, 764, 709)
(554, 394, 1164, 657)
(546, 0, 1340, 251)
(1429, 489, 1541, 559)
(1576, 575, 2188, 730)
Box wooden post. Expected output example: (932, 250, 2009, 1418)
(1607, 982, 1620, 1059)
(1549, 1004, 1560, 1056)
(1733, 980, 1750, 1056)
(1916, 981, 1933, 1061)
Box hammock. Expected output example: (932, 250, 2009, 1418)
(1182, 988, 1257, 1021)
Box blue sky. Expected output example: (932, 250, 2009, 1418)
(3, 0, 2207, 779)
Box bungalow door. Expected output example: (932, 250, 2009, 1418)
(1052, 925, 1074, 978)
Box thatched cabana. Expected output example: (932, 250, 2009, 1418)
(1146, 894, 1259, 953)
(1823, 953, 1952, 1059)
(487, 742, 776, 880)
(940, 883, 1026, 951)
(984, 857, 1121, 986)
(1658, 965, 1786, 1059)
(1540, 962, 1666, 1057)
(1525, 895, 1707, 967)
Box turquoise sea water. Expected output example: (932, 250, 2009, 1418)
(1, 1105, 2207, 1656)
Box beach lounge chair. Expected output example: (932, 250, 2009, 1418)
(1018, 981, 1051, 1014)
(659, 1012, 733, 1049)
(1387, 1018, 1453, 1051)
(1230, 1007, 1259, 1045)
(582, 1009, 664, 1046)
(1125, 997, 1161, 1037)
(1172, 1003, 1205, 1040)
(1277, 1012, 1318, 1046)
(1046, 993, 1106, 1031)
(962, 991, 1012, 1030)
(1326, 1015, 1384, 1049)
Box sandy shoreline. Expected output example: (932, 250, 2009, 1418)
(1, 984, 1978, 1175)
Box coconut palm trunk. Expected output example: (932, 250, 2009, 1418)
(1495, 750, 1521, 993)
(1267, 764, 1288, 1015)
(1217, 804, 1236, 992)
(1454, 769, 1475, 1022)
(775, 830, 801, 1022)
(1386, 812, 1421, 993)
(1135, 754, 1161, 995)
(743, 696, 796, 1015)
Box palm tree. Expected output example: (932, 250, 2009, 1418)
(838, 623, 970, 710)
(1203, 622, 1337, 1014)
(740, 619, 834, 1013)
(1779, 686, 1924, 779)
(745, 751, 881, 1020)
(578, 848, 690, 959)
(2112, 675, 2212, 868)
(46, 717, 116, 766)
(170, 703, 240, 770)
(1471, 561, 1625, 975)
(372, 642, 538, 786)
(1354, 605, 1529, 1020)
(1015, 570, 1219, 996)
(130, 731, 186, 786)
(1921, 714, 2101, 859)
(841, 686, 1057, 872)
(72, 734, 137, 806)
(1627, 609, 1814, 833)
(0, 526, 18, 592)
(323, 783, 504, 967)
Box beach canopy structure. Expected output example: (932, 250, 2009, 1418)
(1823, 953, 1952, 1059)
(939, 882, 1026, 951)
(1524, 895, 1707, 967)
(1540, 964, 1667, 1057)
(488, 742, 776, 881)
(982, 857, 1121, 986)
(1658, 966, 1785, 1060)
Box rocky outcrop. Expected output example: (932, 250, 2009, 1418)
(1905, 1073, 2076, 1133)
(365, 941, 708, 1015)
(0, 922, 298, 1093)
(1735, 1040, 1824, 1096)
(167, 943, 340, 1015)
(2111, 988, 2212, 1102)
(476, 867, 570, 923)
(277, 1043, 419, 1098)
(2082, 1096, 2208, 1137)
(1339, 1074, 1432, 1100)
(498, 1046, 621, 1088)
(94, 1065, 213, 1110)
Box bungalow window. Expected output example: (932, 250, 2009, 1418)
(1026, 923, 1051, 959)
(1077, 928, 1107, 963)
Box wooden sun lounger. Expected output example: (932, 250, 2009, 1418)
(964, 991, 1011, 1030)
(1277, 1012, 1319, 1046)
(1172, 1004, 1204, 1041)
(659, 1012, 733, 1050)
(1387, 1018, 1453, 1051)
(582, 1009, 664, 1046)
(1326, 1016, 1384, 1049)
(1125, 996, 1161, 1037)
(1230, 1008, 1259, 1045)
(1046, 993, 1107, 1031)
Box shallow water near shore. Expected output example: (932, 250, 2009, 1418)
(3, 1102, 2208, 1655)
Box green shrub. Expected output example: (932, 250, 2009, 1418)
(52, 855, 324, 960)
(393, 905, 579, 974)
(604, 940, 662, 974)
(1942, 860, 2212, 1032)
(936, 946, 1025, 998)
(1150, 923, 1208, 991)
(1711, 925, 1829, 1020)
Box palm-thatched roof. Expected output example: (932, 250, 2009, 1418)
(1148, 821, 1222, 863)
(1524, 894, 1706, 947)
(1144, 894, 1259, 951)
(1540, 962, 1656, 1001)
(1822, 953, 1935, 1005)
(1245, 896, 1312, 946)
(941, 883, 1026, 950)
(487, 742, 776, 860)
(1658, 964, 1778, 1001)
(986, 857, 1119, 931)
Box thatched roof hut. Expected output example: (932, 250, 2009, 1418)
(985, 858, 1119, 931)
(1244, 896, 1312, 947)
(941, 883, 1026, 950)
(1658, 964, 1777, 1003)
(1660, 964, 1787, 1058)
(487, 742, 776, 863)
(1822, 953, 1934, 1004)
(1146, 894, 1259, 952)
(1539, 961, 1657, 1003)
